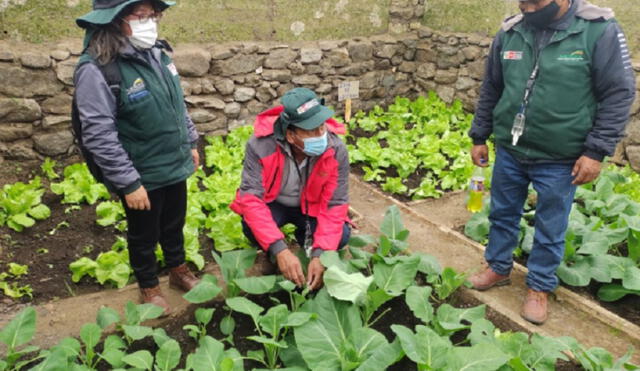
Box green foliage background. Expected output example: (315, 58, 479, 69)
(0, 0, 389, 44)
(2, 0, 636, 55)
(423, 0, 639, 55)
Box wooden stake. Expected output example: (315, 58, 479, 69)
(345, 98, 352, 122)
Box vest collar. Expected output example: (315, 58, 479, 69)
(501, 0, 612, 32)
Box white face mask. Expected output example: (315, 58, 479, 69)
(127, 19, 158, 50)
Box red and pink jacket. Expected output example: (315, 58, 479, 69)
(230, 106, 350, 252)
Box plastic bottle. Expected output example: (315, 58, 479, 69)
(467, 167, 485, 213)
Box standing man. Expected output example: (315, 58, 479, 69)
(468, 0, 635, 325)
(75, 0, 200, 316)
(231, 88, 351, 291)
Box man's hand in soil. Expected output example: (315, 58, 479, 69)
(307, 257, 325, 291)
(571, 155, 601, 185)
(125, 186, 151, 210)
(276, 249, 305, 287)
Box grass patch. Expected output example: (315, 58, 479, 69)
(423, 0, 639, 55)
(0, 0, 389, 44)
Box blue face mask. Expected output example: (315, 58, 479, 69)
(300, 132, 328, 157)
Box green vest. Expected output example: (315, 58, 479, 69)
(80, 50, 194, 191)
(493, 18, 611, 160)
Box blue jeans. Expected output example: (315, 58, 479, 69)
(486, 147, 577, 292)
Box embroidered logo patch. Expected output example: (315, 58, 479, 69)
(503, 51, 523, 60)
(558, 50, 585, 61)
(127, 78, 146, 95)
(297, 99, 320, 115)
(127, 78, 149, 102)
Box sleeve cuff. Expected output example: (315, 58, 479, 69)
(472, 138, 487, 145)
(268, 240, 288, 256)
(122, 179, 142, 195)
(311, 248, 324, 258)
(190, 141, 198, 149)
(582, 149, 605, 162)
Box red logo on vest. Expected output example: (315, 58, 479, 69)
(503, 51, 523, 60)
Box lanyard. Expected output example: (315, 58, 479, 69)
(511, 62, 540, 146)
(511, 31, 555, 146)
(293, 155, 313, 257)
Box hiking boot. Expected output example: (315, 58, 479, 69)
(169, 263, 200, 292)
(140, 285, 171, 317)
(469, 267, 511, 291)
(521, 289, 548, 325)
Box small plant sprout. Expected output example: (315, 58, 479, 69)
(48, 221, 70, 235)
(40, 157, 59, 180)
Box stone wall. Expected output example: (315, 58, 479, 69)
(2, 26, 640, 170)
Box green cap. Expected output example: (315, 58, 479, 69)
(76, 0, 174, 29)
(277, 87, 334, 137)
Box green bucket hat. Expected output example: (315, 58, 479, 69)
(275, 88, 334, 139)
(76, 0, 174, 29)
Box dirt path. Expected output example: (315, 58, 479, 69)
(348, 175, 640, 364)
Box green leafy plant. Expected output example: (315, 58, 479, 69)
(0, 263, 32, 299)
(95, 200, 126, 231)
(346, 93, 484, 200)
(183, 308, 215, 342)
(50, 163, 110, 204)
(226, 296, 312, 369)
(210, 248, 258, 298)
(0, 177, 50, 232)
(0, 307, 40, 370)
(48, 220, 69, 235)
(199, 125, 253, 252)
(40, 157, 59, 180)
(293, 289, 398, 371)
(69, 237, 132, 288)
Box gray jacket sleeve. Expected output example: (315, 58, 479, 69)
(328, 135, 349, 207)
(468, 31, 505, 144)
(583, 22, 636, 161)
(74, 63, 141, 194)
(185, 106, 199, 148)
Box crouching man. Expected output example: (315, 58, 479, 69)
(231, 88, 351, 290)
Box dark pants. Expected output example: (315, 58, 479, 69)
(121, 181, 187, 288)
(241, 201, 351, 253)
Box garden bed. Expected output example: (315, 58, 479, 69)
(1, 99, 639, 368)
(91, 291, 582, 370)
(343, 95, 639, 329)
(0, 157, 218, 310)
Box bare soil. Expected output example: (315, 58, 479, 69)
(0, 157, 215, 313)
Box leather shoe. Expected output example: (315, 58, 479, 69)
(140, 285, 171, 317)
(469, 267, 510, 291)
(169, 263, 200, 292)
(521, 289, 548, 325)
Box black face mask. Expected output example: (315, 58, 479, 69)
(523, 1, 561, 29)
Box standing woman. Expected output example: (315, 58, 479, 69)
(74, 0, 200, 315)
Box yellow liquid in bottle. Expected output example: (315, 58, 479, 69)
(467, 175, 485, 213)
(467, 190, 483, 213)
